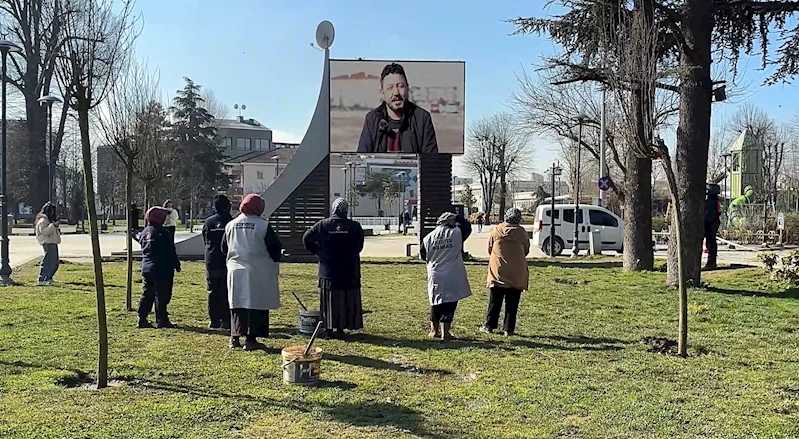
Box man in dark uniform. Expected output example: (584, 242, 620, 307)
(137, 206, 181, 329)
(704, 184, 722, 270)
(203, 195, 233, 329)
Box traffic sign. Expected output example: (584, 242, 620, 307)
(598, 176, 612, 191)
(777, 212, 785, 230)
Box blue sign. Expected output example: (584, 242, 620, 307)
(598, 176, 612, 191)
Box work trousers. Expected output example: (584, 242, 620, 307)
(137, 271, 174, 323)
(484, 286, 522, 334)
(207, 268, 230, 326)
(704, 219, 720, 266)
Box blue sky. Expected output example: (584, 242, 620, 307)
(132, 0, 799, 175)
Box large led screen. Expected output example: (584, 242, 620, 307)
(330, 60, 465, 154)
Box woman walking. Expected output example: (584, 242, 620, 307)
(34, 202, 61, 286)
(163, 200, 179, 242)
(137, 206, 181, 329)
(481, 207, 530, 336)
(224, 194, 282, 351)
(303, 198, 365, 339)
(420, 212, 472, 340)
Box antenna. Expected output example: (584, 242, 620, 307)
(315, 21, 335, 50)
(234, 103, 247, 117)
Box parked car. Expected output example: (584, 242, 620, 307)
(531, 204, 624, 256)
(430, 103, 440, 113)
(443, 103, 458, 114)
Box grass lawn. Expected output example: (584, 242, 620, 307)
(1, 260, 798, 438)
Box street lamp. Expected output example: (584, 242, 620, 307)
(571, 114, 589, 258)
(548, 162, 562, 257)
(271, 155, 280, 181)
(345, 161, 355, 218)
(0, 40, 21, 286)
(396, 171, 406, 232)
(38, 94, 62, 203)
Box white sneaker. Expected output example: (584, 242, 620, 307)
(36, 280, 51, 286)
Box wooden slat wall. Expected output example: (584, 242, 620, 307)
(418, 154, 453, 244)
(269, 156, 330, 262)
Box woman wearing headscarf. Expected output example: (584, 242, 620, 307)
(303, 198, 365, 339)
(481, 207, 530, 336)
(137, 206, 181, 329)
(203, 195, 233, 330)
(420, 212, 472, 340)
(34, 202, 61, 286)
(162, 199, 179, 242)
(223, 194, 282, 351)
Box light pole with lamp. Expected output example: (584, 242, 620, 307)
(396, 171, 406, 233)
(38, 94, 62, 203)
(271, 155, 280, 181)
(571, 114, 589, 258)
(0, 40, 20, 285)
(548, 162, 562, 257)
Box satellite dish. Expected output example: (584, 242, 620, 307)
(242, 104, 247, 110)
(315, 21, 335, 49)
(234, 104, 239, 110)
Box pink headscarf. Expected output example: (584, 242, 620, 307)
(240, 194, 265, 216)
(145, 206, 169, 226)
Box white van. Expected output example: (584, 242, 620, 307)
(531, 204, 624, 256)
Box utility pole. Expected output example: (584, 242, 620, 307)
(549, 163, 562, 257)
(599, 86, 607, 206)
(572, 115, 587, 258)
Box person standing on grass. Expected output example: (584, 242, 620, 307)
(420, 212, 472, 341)
(34, 202, 61, 286)
(302, 198, 365, 340)
(223, 194, 282, 351)
(162, 199, 179, 242)
(137, 206, 181, 329)
(203, 195, 233, 330)
(481, 207, 530, 336)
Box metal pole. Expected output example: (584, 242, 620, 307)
(0, 49, 11, 284)
(47, 104, 53, 202)
(599, 87, 607, 206)
(550, 163, 556, 258)
(572, 121, 583, 258)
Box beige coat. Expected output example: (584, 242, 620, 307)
(35, 217, 61, 245)
(487, 223, 530, 291)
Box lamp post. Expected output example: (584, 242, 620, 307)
(549, 162, 562, 257)
(38, 94, 62, 203)
(0, 40, 20, 285)
(571, 114, 588, 258)
(722, 152, 731, 210)
(396, 171, 406, 232)
(271, 155, 280, 181)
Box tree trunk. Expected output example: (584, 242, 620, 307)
(666, 0, 714, 288)
(25, 100, 48, 210)
(125, 160, 134, 312)
(624, 154, 653, 270)
(78, 108, 108, 388)
(144, 184, 151, 211)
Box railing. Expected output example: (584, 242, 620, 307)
(352, 216, 402, 227)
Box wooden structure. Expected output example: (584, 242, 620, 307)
(418, 154, 454, 245)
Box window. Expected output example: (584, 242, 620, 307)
(225, 137, 232, 148)
(731, 152, 740, 172)
(589, 210, 618, 227)
(562, 209, 583, 224)
(255, 139, 271, 150)
(256, 171, 264, 180)
(236, 138, 252, 150)
(544, 209, 560, 219)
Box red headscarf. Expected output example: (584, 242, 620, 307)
(240, 194, 265, 216)
(145, 206, 169, 226)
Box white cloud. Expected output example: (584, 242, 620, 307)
(272, 129, 303, 144)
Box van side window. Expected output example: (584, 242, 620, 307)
(544, 209, 560, 219)
(589, 210, 619, 227)
(562, 209, 583, 224)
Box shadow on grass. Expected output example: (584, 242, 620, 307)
(326, 353, 453, 375)
(349, 333, 624, 352)
(704, 286, 799, 299)
(702, 263, 756, 272)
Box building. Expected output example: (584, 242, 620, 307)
(214, 116, 273, 157)
(729, 128, 762, 199)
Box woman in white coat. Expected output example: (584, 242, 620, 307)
(34, 202, 61, 286)
(420, 212, 472, 340)
(162, 199, 179, 242)
(222, 194, 283, 351)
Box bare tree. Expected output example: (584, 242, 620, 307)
(95, 58, 156, 311)
(56, 0, 137, 389)
(464, 113, 532, 219)
(134, 100, 174, 207)
(200, 88, 228, 119)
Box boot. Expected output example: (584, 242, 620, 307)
(428, 322, 441, 339)
(229, 336, 242, 349)
(137, 316, 153, 329)
(441, 322, 454, 341)
(243, 336, 266, 351)
(156, 318, 176, 329)
(334, 329, 346, 340)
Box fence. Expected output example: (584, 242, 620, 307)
(352, 216, 401, 227)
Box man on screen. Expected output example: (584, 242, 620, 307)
(356, 63, 439, 153)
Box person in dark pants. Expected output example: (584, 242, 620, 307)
(203, 195, 233, 330)
(476, 213, 484, 233)
(137, 206, 181, 329)
(303, 198, 366, 340)
(704, 184, 722, 270)
(480, 207, 530, 336)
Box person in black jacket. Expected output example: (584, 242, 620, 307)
(356, 63, 438, 153)
(704, 184, 722, 270)
(302, 198, 365, 339)
(137, 206, 181, 329)
(203, 195, 233, 330)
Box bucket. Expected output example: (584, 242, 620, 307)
(298, 310, 321, 335)
(282, 345, 322, 386)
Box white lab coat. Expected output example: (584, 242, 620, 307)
(422, 225, 472, 306)
(224, 214, 280, 310)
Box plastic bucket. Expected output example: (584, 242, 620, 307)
(282, 345, 322, 386)
(298, 310, 321, 335)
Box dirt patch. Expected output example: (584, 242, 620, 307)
(553, 278, 589, 285)
(640, 336, 679, 355)
(56, 371, 128, 390)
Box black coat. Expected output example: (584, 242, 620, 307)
(356, 101, 438, 153)
(140, 225, 180, 278)
(302, 215, 365, 289)
(704, 196, 721, 224)
(202, 212, 232, 269)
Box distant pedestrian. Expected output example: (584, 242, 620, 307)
(420, 212, 472, 340)
(34, 202, 61, 286)
(203, 195, 233, 330)
(303, 198, 365, 339)
(704, 184, 722, 270)
(403, 210, 411, 235)
(224, 194, 282, 351)
(162, 199, 179, 242)
(476, 213, 484, 233)
(137, 206, 181, 329)
(481, 207, 530, 336)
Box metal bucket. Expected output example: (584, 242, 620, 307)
(281, 345, 322, 386)
(298, 310, 321, 335)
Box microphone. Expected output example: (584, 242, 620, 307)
(378, 119, 389, 132)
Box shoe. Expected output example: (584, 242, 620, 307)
(156, 320, 176, 329)
(36, 280, 53, 286)
(325, 330, 336, 339)
(209, 321, 221, 329)
(137, 318, 154, 329)
(243, 340, 266, 351)
(334, 330, 346, 340)
(441, 323, 455, 341)
(220, 321, 231, 331)
(479, 326, 494, 334)
(503, 331, 514, 337)
(428, 322, 441, 339)
(229, 337, 242, 349)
